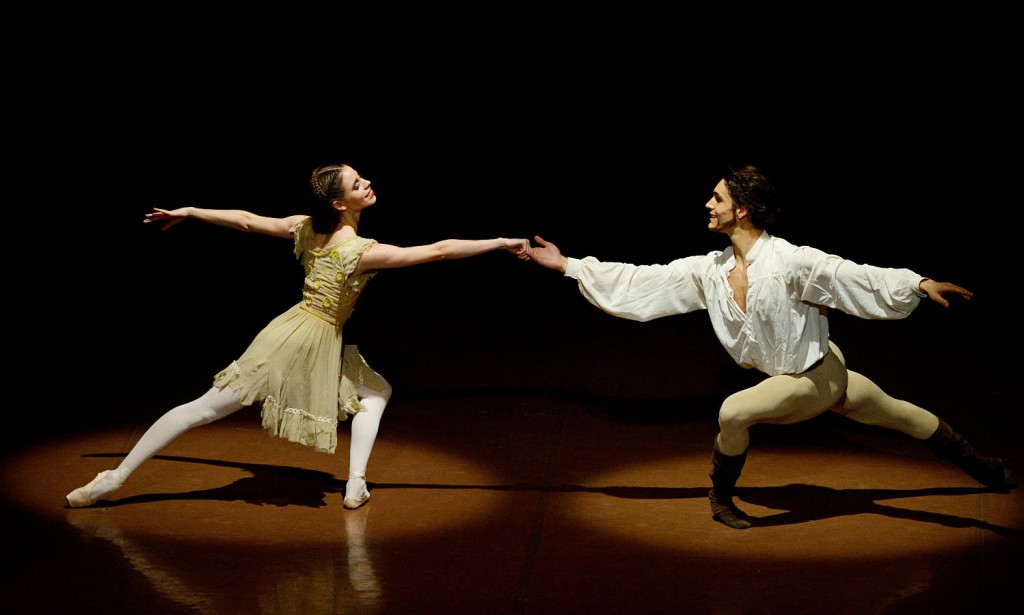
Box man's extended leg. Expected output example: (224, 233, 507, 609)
(834, 370, 1016, 490)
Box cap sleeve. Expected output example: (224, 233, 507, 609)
(335, 236, 378, 284)
(290, 217, 313, 260)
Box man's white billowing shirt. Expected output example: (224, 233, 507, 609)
(564, 233, 927, 376)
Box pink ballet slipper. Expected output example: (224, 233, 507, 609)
(344, 473, 371, 510)
(66, 469, 126, 508)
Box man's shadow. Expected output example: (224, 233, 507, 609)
(732, 483, 1022, 536)
(79, 453, 1022, 536)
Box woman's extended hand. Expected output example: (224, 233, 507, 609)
(143, 207, 192, 231)
(502, 238, 532, 259)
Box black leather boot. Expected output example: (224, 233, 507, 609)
(709, 444, 752, 529)
(925, 420, 1017, 490)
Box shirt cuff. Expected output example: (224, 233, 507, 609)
(564, 257, 582, 279)
(912, 275, 928, 297)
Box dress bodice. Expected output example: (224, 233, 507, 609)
(292, 219, 376, 326)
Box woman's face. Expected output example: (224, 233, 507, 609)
(337, 166, 377, 211)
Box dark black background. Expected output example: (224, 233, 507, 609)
(15, 23, 1016, 440)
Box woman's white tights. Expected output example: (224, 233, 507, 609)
(108, 378, 391, 504)
(346, 381, 391, 501)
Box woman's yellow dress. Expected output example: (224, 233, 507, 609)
(212, 218, 386, 454)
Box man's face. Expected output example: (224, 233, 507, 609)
(705, 179, 741, 233)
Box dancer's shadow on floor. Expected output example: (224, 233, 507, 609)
(81, 453, 344, 508)
(733, 483, 1023, 536)
(376, 481, 1022, 536)
(81, 453, 1022, 536)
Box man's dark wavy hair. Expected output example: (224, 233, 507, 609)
(725, 164, 778, 230)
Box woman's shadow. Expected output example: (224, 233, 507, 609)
(80, 453, 345, 508)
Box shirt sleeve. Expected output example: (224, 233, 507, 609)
(564, 255, 708, 321)
(792, 246, 926, 320)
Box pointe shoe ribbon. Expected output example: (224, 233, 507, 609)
(66, 470, 125, 508)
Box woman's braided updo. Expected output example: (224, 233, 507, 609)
(308, 164, 347, 234)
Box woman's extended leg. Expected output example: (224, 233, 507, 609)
(66, 386, 245, 507)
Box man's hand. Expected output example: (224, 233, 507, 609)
(525, 235, 568, 272)
(920, 279, 973, 308)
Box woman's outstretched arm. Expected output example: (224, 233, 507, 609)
(144, 207, 309, 238)
(354, 238, 529, 275)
